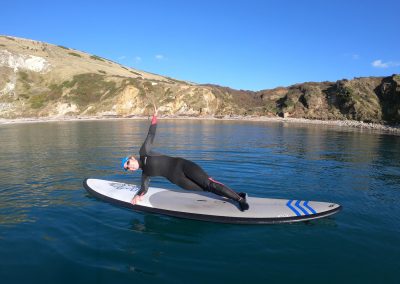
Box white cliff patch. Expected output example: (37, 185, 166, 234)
(0, 72, 17, 96)
(0, 82, 15, 95)
(0, 50, 50, 73)
(0, 103, 12, 111)
(55, 102, 78, 115)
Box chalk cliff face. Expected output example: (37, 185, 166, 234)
(0, 35, 399, 123)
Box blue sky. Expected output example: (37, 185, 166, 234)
(1, 0, 399, 90)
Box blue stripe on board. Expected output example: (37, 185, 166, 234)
(303, 201, 317, 214)
(286, 200, 301, 216)
(295, 200, 309, 215)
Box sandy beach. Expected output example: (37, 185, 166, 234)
(1, 115, 399, 135)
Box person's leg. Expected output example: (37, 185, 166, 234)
(207, 177, 249, 211)
(168, 159, 204, 191)
(173, 173, 204, 191)
(181, 159, 210, 189)
(181, 159, 249, 211)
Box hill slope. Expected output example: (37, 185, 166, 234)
(1, 35, 399, 123)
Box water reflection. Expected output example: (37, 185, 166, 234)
(129, 214, 229, 244)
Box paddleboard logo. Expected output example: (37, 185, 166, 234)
(110, 182, 139, 192)
(286, 200, 317, 216)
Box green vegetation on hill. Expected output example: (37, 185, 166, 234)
(90, 55, 105, 62)
(67, 73, 117, 106)
(68, 52, 81, 57)
(30, 93, 47, 109)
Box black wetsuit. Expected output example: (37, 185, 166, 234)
(136, 115, 249, 211)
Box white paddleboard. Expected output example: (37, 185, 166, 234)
(83, 178, 341, 224)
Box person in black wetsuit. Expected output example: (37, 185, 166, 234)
(122, 110, 249, 211)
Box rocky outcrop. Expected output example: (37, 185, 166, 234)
(0, 35, 399, 124)
(270, 76, 400, 123)
(376, 75, 400, 122)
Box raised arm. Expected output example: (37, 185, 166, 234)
(139, 113, 157, 156)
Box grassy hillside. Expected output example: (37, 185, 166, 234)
(1, 35, 399, 124)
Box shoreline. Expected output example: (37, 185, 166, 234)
(1, 115, 399, 135)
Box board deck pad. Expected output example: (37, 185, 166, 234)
(84, 178, 341, 224)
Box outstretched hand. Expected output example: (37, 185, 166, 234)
(131, 193, 145, 205)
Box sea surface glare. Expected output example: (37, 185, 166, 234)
(0, 119, 399, 283)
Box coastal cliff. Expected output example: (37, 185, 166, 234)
(1, 35, 399, 124)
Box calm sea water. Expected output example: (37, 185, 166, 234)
(0, 119, 399, 283)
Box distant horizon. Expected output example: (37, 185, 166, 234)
(1, 0, 399, 91)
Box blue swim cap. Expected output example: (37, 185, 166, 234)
(122, 156, 130, 171)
